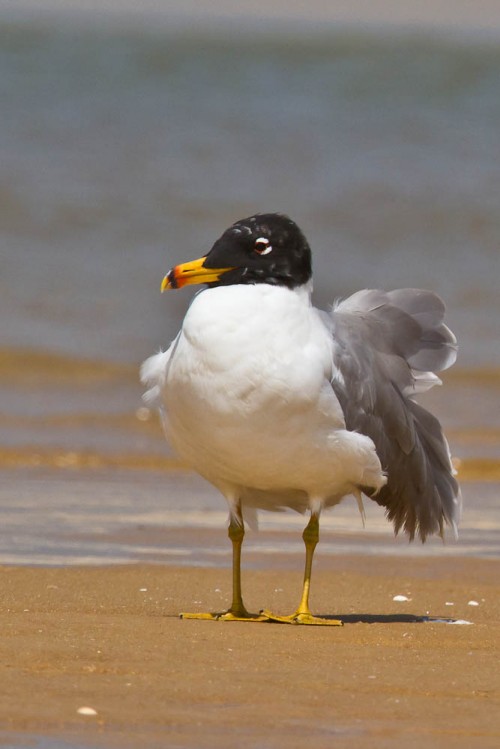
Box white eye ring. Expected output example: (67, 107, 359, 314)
(254, 237, 272, 255)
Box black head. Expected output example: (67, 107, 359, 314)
(203, 213, 312, 289)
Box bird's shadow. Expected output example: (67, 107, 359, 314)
(321, 613, 458, 624)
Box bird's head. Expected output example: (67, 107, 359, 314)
(162, 213, 312, 292)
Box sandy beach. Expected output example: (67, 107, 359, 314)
(1, 556, 499, 748)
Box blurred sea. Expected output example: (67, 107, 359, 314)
(0, 13, 499, 563)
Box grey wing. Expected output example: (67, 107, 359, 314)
(328, 289, 461, 541)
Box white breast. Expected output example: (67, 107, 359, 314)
(150, 283, 384, 506)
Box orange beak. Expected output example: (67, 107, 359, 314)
(161, 256, 234, 291)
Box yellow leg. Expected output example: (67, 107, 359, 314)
(262, 513, 343, 626)
(181, 505, 268, 622)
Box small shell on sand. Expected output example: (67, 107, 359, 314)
(77, 706, 98, 716)
(393, 595, 410, 602)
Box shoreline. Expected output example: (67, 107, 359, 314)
(0, 466, 499, 566)
(1, 557, 499, 747)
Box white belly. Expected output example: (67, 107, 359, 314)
(158, 284, 384, 504)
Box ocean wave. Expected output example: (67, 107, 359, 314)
(1, 346, 498, 387)
(0, 347, 137, 385)
(0, 444, 498, 483)
(0, 445, 183, 471)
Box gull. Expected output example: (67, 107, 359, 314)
(141, 213, 460, 625)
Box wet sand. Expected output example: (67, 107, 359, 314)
(1, 556, 499, 748)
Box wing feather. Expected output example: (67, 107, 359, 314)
(330, 289, 460, 541)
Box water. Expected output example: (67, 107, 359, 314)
(0, 13, 499, 564)
(2, 21, 500, 363)
(0, 738, 98, 749)
(0, 468, 499, 566)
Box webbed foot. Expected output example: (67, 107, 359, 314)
(180, 610, 270, 622)
(260, 609, 343, 626)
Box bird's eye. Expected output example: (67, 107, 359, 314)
(254, 237, 272, 256)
